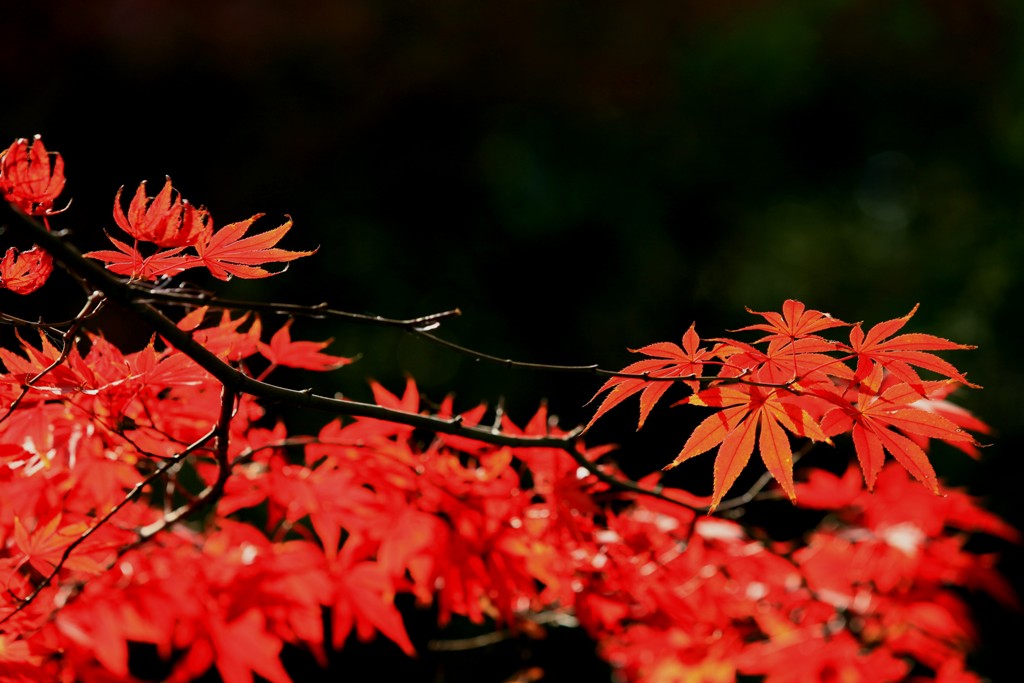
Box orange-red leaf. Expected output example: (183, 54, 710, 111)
(196, 214, 315, 280)
(0, 246, 53, 294)
(0, 135, 66, 215)
(847, 304, 978, 391)
(758, 409, 796, 502)
(712, 412, 759, 510)
(735, 299, 849, 342)
(668, 384, 828, 510)
(873, 423, 938, 493)
(13, 514, 105, 576)
(332, 561, 416, 656)
(585, 323, 711, 431)
(669, 404, 747, 467)
(258, 319, 352, 371)
(819, 364, 964, 491)
(113, 177, 209, 247)
(84, 233, 191, 281)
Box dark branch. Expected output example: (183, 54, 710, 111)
(126, 283, 462, 331)
(7, 212, 702, 511)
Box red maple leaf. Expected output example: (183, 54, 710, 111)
(195, 214, 315, 280)
(0, 329, 91, 391)
(712, 334, 853, 386)
(0, 135, 66, 216)
(817, 363, 977, 491)
(586, 323, 714, 430)
(0, 246, 53, 294)
(84, 233, 190, 280)
(258, 319, 352, 371)
(733, 299, 849, 343)
(844, 304, 978, 392)
(666, 384, 829, 510)
(338, 377, 422, 441)
(112, 177, 209, 247)
(13, 514, 106, 576)
(903, 380, 991, 459)
(737, 629, 909, 683)
(793, 464, 864, 510)
(207, 610, 292, 683)
(330, 541, 416, 656)
(0, 633, 46, 680)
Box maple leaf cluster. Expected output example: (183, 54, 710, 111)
(0, 137, 63, 294)
(0, 136, 1016, 683)
(82, 177, 315, 281)
(588, 300, 984, 511)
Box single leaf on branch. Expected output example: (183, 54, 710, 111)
(258, 319, 352, 371)
(0, 328, 89, 392)
(666, 384, 830, 510)
(113, 177, 209, 247)
(905, 380, 992, 458)
(844, 304, 979, 392)
(84, 233, 190, 280)
(585, 323, 713, 431)
(733, 299, 849, 341)
(195, 214, 315, 280)
(816, 363, 978, 491)
(331, 558, 417, 657)
(0, 245, 53, 294)
(0, 135, 66, 216)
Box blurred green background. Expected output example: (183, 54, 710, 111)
(3, 1, 1022, 680)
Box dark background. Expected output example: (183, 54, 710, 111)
(2, 1, 1022, 681)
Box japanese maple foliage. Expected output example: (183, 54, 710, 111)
(83, 177, 314, 281)
(0, 136, 1017, 683)
(588, 300, 980, 510)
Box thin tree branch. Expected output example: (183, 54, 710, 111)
(7, 214, 581, 450)
(133, 386, 237, 543)
(427, 610, 578, 651)
(126, 282, 462, 331)
(0, 310, 84, 331)
(411, 330, 804, 388)
(6, 211, 703, 511)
